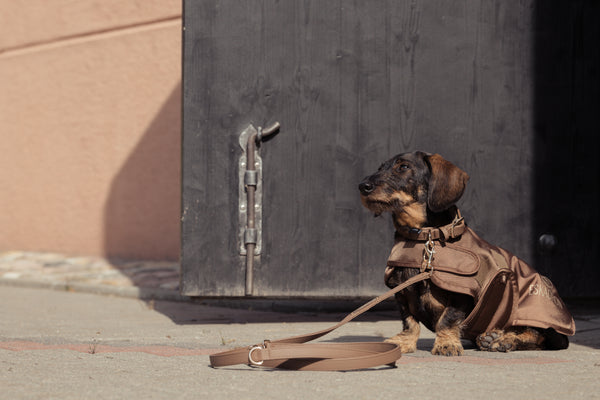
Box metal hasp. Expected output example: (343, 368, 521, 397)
(238, 122, 281, 296)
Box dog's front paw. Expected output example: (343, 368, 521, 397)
(432, 337, 464, 356)
(385, 335, 418, 353)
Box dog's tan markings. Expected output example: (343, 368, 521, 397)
(360, 188, 392, 214)
(431, 306, 465, 356)
(393, 202, 427, 228)
(365, 194, 390, 206)
(476, 327, 545, 352)
(384, 315, 420, 353)
(363, 188, 410, 205)
(360, 195, 373, 210)
(390, 191, 413, 204)
(432, 326, 464, 356)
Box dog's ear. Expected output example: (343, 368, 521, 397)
(424, 154, 469, 212)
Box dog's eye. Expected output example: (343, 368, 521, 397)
(393, 160, 410, 171)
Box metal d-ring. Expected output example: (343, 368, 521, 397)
(248, 345, 264, 366)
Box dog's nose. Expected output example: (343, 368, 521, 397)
(359, 181, 375, 195)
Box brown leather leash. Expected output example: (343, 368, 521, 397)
(209, 271, 432, 371)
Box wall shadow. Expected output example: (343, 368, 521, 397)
(152, 299, 399, 325)
(532, 1, 600, 297)
(103, 82, 181, 263)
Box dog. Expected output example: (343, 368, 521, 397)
(358, 151, 575, 356)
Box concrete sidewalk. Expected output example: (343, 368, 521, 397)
(1, 252, 600, 399)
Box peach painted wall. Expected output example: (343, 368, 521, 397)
(0, 0, 182, 260)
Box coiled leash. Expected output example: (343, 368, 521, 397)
(209, 271, 432, 371)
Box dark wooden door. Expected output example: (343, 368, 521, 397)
(181, 0, 599, 298)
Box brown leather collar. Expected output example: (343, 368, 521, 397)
(395, 208, 466, 242)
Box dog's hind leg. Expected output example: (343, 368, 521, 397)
(476, 326, 568, 352)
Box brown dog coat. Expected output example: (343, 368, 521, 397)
(385, 208, 576, 341)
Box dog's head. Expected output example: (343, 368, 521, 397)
(358, 151, 469, 228)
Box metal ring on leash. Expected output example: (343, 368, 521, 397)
(248, 346, 264, 366)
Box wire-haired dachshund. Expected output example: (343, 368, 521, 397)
(359, 151, 573, 356)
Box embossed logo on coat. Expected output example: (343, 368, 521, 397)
(528, 276, 563, 308)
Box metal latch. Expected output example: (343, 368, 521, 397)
(238, 122, 280, 295)
(238, 125, 262, 255)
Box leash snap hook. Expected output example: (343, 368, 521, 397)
(422, 231, 436, 273)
